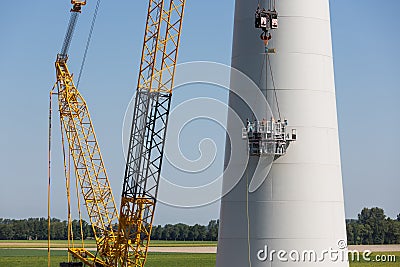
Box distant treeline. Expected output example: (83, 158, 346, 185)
(346, 207, 400, 245)
(1, 208, 399, 244)
(0, 218, 219, 241)
(150, 220, 219, 241)
(0, 218, 93, 240)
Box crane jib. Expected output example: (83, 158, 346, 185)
(60, 12, 80, 58)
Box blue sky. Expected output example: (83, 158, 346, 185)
(0, 0, 399, 225)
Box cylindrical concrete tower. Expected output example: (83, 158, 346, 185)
(216, 0, 348, 266)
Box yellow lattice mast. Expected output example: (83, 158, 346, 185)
(116, 0, 186, 266)
(54, 1, 119, 266)
(56, 57, 119, 266)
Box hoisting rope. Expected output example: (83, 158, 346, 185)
(48, 87, 55, 267)
(270, 0, 277, 11)
(256, 0, 276, 9)
(75, 0, 102, 248)
(75, 0, 103, 252)
(60, 109, 86, 254)
(267, 53, 281, 120)
(77, 0, 101, 88)
(60, 116, 73, 261)
(258, 54, 282, 121)
(76, 167, 86, 248)
(246, 169, 252, 267)
(258, 54, 266, 87)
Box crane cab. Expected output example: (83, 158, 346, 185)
(71, 0, 86, 13)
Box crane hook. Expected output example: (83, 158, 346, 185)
(71, 0, 86, 13)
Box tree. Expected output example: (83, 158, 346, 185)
(346, 221, 355, 245)
(161, 224, 172, 240)
(151, 225, 162, 240)
(38, 218, 48, 240)
(0, 223, 14, 240)
(191, 224, 201, 241)
(385, 218, 395, 244)
(394, 221, 400, 244)
(198, 225, 207, 241)
(169, 224, 178, 241)
(207, 220, 219, 241)
(176, 223, 189, 241)
(358, 207, 387, 244)
(358, 224, 373, 244)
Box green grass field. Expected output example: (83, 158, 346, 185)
(347, 252, 400, 267)
(0, 247, 398, 267)
(0, 250, 215, 267)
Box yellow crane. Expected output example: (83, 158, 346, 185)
(51, 0, 186, 266)
(116, 0, 185, 265)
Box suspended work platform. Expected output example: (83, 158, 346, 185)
(242, 119, 297, 156)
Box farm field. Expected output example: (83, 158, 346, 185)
(0, 250, 215, 267)
(0, 248, 399, 267)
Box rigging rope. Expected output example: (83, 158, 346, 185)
(69, 154, 75, 252)
(257, 53, 267, 121)
(258, 54, 281, 120)
(265, 0, 277, 12)
(258, 54, 266, 87)
(48, 87, 55, 267)
(76, 169, 86, 248)
(77, 0, 101, 88)
(246, 169, 252, 267)
(60, 114, 72, 261)
(60, 107, 86, 252)
(267, 53, 281, 120)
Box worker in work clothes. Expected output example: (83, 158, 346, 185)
(260, 31, 272, 46)
(246, 119, 253, 132)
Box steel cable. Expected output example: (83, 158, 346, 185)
(267, 53, 281, 120)
(47, 87, 55, 267)
(246, 169, 252, 267)
(77, 0, 101, 88)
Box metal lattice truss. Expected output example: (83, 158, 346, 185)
(117, 0, 186, 266)
(56, 57, 119, 267)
